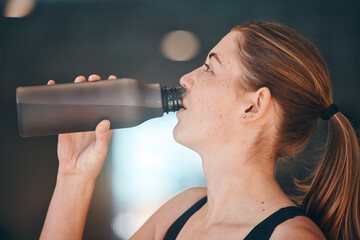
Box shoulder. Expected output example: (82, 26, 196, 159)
(130, 187, 207, 240)
(270, 215, 326, 240)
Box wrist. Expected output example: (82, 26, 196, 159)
(58, 161, 102, 182)
(56, 173, 96, 195)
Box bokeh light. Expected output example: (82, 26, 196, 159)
(4, 0, 36, 18)
(160, 30, 200, 61)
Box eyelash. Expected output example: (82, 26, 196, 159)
(203, 62, 213, 72)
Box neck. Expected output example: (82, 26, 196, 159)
(198, 144, 294, 226)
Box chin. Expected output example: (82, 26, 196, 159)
(173, 124, 183, 144)
(173, 125, 199, 151)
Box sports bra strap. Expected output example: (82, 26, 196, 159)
(163, 196, 308, 240)
(244, 206, 307, 240)
(163, 196, 207, 240)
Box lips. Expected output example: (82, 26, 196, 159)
(177, 108, 185, 113)
(181, 93, 188, 110)
(177, 99, 187, 115)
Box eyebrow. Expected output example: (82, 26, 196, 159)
(208, 52, 222, 64)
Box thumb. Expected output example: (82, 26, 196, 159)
(93, 120, 111, 156)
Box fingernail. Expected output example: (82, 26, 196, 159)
(89, 74, 99, 80)
(104, 120, 110, 130)
(74, 76, 83, 82)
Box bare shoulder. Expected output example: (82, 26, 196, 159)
(129, 187, 207, 240)
(270, 215, 326, 240)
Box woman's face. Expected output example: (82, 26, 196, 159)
(174, 31, 247, 151)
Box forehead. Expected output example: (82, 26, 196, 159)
(208, 31, 240, 64)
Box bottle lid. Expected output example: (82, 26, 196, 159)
(161, 86, 185, 113)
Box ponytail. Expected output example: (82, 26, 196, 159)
(301, 112, 360, 240)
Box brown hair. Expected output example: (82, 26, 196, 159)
(232, 22, 360, 240)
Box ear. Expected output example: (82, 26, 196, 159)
(241, 87, 271, 121)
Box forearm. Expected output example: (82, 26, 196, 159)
(40, 174, 96, 240)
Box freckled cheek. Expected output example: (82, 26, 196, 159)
(192, 96, 226, 127)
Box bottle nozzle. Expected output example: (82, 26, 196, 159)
(161, 86, 185, 113)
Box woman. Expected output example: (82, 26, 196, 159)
(40, 22, 360, 240)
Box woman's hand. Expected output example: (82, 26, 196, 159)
(41, 74, 117, 240)
(47, 74, 116, 181)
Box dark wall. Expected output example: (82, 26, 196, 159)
(0, 0, 359, 239)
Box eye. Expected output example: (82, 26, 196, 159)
(203, 62, 213, 73)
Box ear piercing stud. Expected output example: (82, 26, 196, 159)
(242, 114, 246, 118)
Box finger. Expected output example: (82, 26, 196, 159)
(108, 75, 117, 80)
(88, 74, 101, 82)
(93, 120, 111, 156)
(47, 80, 56, 85)
(74, 76, 86, 83)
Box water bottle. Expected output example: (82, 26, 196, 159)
(16, 78, 184, 137)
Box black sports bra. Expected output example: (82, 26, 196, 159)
(163, 196, 308, 240)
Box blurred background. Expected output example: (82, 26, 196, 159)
(0, 0, 359, 239)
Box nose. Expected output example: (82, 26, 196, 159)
(179, 71, 194, 92)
